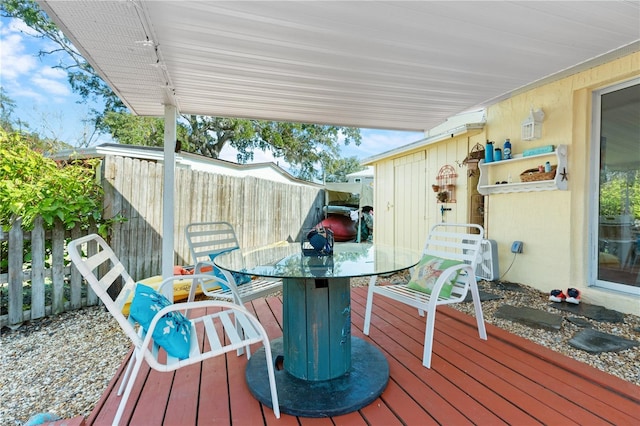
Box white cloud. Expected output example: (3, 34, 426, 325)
(7, 17, 39, 37)
(0, 33, 37, 80)
(31, 71, 71, 97)
(1, 18, 72, 99)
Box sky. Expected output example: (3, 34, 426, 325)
(1, 16, 424, 163)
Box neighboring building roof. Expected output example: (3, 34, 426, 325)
(50, 143, 320, 187)
(362, 110, 486, 165)
(346, 166, 374, 179)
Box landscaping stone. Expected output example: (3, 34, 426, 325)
(494, 304, 563, 331)
(566, 316, 592, 328)
(568, 329, 639, 353)
(549, 302, 625, 323)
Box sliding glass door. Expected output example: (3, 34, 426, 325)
(592, 79, 640, 293)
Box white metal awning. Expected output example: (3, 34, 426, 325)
(38, 1, 640, 132)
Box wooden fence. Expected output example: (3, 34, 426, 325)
(0, 219, 99, 328)
(1, 155, 324, 327)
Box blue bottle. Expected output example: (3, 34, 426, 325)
(494, 148, 502, 161)
(503, 138, 512, 160)
(485, 141, 494, 163)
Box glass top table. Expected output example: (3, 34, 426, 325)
(215, 242, 421, 418)
(214, 241, 420, 279)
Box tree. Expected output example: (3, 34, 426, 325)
(2, 1, 363, 180)
(322, 157, 366, 183)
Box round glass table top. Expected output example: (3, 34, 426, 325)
(213, 242, 422, 279)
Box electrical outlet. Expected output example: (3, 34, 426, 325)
(511, 241, 523, 254)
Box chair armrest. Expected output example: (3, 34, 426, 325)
(428, 263, 475, 299)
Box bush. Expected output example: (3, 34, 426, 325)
(0, 128, 103, 231)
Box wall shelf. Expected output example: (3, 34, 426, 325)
(478, 144, 568, 195)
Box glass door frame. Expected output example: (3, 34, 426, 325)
(589, 77, 640, 295)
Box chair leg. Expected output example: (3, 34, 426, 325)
(422, 307, 437, 368)
(235, 315, 251, 358)
(113, 348, 146, 425)
(363, 275, 377, 335)
(262, 337, 280, 418)
(469, 278, 488, 340)
(117, 349, 138, 396)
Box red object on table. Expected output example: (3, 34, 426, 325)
(318, 215, 357, 241)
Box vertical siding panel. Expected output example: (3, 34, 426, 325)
(8, 219, 24, 326)
(135, 159, 149, 279)
(30, 217, 46, 319)
(150, 161, 163, 277)
(109, 156, 125, 272)
(124, 157, 136, 276)
(85, 222, 99, 306)
(70, 225, 83, 309)
(51, 220, 65, 314)
(175, 167, 190, 265)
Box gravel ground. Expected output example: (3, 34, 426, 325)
(1, 276, 639, 425)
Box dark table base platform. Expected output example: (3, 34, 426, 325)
(246, 336, 389, 417)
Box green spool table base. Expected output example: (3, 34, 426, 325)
(245, 336, 389, 417)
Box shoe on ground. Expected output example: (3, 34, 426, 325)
(566, 288, 581, 304)
(549, 289, 566, 303)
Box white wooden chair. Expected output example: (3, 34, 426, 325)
(185, 221, 283, 305)
(363, 223, 487, 368)
(68, 234, 280, 425)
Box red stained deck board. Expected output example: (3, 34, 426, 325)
(350, 310, 518, 425)
(82, 286, 639, 426)
(358, 397, 405, 426)
(443, 306, 640, 404)
(352, 301, 567, 425)
(430, 304, 640, 422)
(351, 288, 639, 425)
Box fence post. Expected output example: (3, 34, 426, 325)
(30, 216, 46, 320)
(8, 218, 24, 326)
(51, 220, 65, 315)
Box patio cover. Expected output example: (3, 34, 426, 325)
(36, 1, 640, 278)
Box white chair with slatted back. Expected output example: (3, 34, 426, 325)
(363, 223, 487, 368)
(68, 234, 280, 425)
(185, 221, 283, 305)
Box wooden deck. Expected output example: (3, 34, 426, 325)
(83, 286, 640, 425)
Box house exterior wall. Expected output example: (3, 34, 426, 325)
(370, 51, 639, 314)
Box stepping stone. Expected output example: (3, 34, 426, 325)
(494, 304, 563, 331)
(568, 329, 638, 353)
(566, 316, 592, 328)
(493, 281, 527, 293)
(463, 290, 502, 303)
(549, 302, 624, 323)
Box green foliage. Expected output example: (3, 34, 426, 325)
(0, 128, 103, 230)
(599, 170, 640, 219)
(323, 157, 366, 183)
